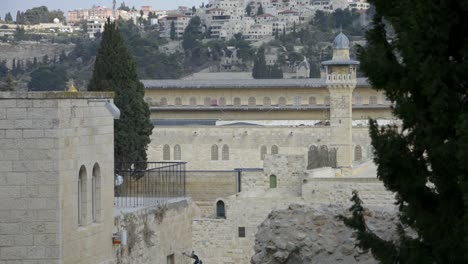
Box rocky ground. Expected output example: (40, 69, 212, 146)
(251, 204, 398, 264)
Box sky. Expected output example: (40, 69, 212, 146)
(0, 0, 204, 18)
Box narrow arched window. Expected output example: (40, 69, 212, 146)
(233, 97, 241, 106)
(271, 145, 279, 155)
(367, 145, 374, 159)
(216, 200, 226, 218)
(309, 96, 316, 105)
(160, 97, 167, 106)
(354, 95, 362, 105)
(294, 96, 301, 106)
(92, 163, 101, 223)
(269, 175, 277, 188)
(222, 145, 229, 160)
(219, 97, 226, 106)
(355, 145, 362, 161)
(174, 145, 181, 160)
(260, 145, 267, 160)
(319, 145, 329, 167)
(163, 144, 170, 160)
(278, 97, 286, 106)
(248, 97, 256, 106)
(78, 165, 87, 226)
(369, 96, 377, 105)
(211, 144, 219, 160)
(263, 97, 271, 106)
(175, 97, 182, 105)
(324, 96, 330, 105)
(189, 97, 197, 106)
(204, 97, 211, 106)
(307, 145, 319, 169)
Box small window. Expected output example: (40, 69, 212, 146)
(354, 95, 362, 105)
(78, 165, 87, 226)
(233, 97, 241, 106)
(369, 96, 377, 105)
(309, 96, 316, 105)
(216, 200, 226, 218)
(278, 97, 286, 106)
(294, 96, 301, 106)
(271, 145, 279, 155)
(324, 96, 330, 105)
(219, 97, 226, 106)
(163, 145, 170, 160)
(238, 227, 246, 238)
(204, 97, 211, 106)
(92, 163, 101, 223)
(174, 145, 181, 160)
(263, 97, 271, 106)
(248, 97, 256, 106)
(260, 145, 267, 160)
(269, 175, 277, 188)
(355, 145, 362, 161)
(167, 254, 175, 264)
(211, 144, 219, 160)
(222, 145, 229, 160)
(174, 97, 182, 105)
(189, 97, 197, 106)
(160, 97, 167, 106)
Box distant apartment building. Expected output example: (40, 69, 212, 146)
(160, 14, 191, 38)
(349, 0, 370, 10)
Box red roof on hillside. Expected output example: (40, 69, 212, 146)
(258, 13, 275, 17)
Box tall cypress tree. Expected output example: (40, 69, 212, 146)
(252, 47, 268, 79)
(88, 19, 153, 168)
(341, 0, 468, 263)
(170, 21, 176, 40)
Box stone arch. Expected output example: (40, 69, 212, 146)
(219, 97, 226, 106)
(294, 96, 301, 106)
(355, 145, 362, 162)
(174, 97, 182, 105)
(269, 175, 277, 188)
(309, 96, 316, 105)
(92, 163, 101, 223)
(328, 148, 337, 168)
(222, 145, 229, 160)
(260, 145, 267, 160)
(78, 165, 87, 226)
(163, 144, 170, 160)
(189, 97, 197, 106)
(216, 200, 226, 218)
(354, 95, 362, 105)
(174, 145, 181, 160)
(319, 145, 329, 167)
(278, 97, 287, 106)
(160, 97, 167, 106)
(369, 96, 377, 105)
(211, 144, 219, 160)
(263, 97, 271, 106)
(204, 97, 211, 106)
(233, 97, 241, 106)
(307, 145, 319, 169)
(248, 97, 256, 106)
(271, 145, 279, 155)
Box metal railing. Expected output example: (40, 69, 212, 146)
(114, 162, 186, 208)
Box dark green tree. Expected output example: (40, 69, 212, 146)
(252, 47, 268, 79)
(1, 75, 16, 91)
(88, 19, 153, 167)
(118, 2, 131, 11)
(257, 4, 264, 16)
(4, 12, 13, 23)
(14, 26, 25, 40)
(15, 11, 22, 24)
(269, 64, 283, 79)
(340, 0, 468, 263)
(182, 16, 202, 51)
(246, 4, 252, 16)
(28, 65, 67, 91)
(170, 21, 176, 40)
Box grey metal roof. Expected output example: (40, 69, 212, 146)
(149, 104, 391, 111)
(321, 59, 360, 65)
(152, 119, 218, 126)
(143, 78, 371, 89)
(333, 32, 350, 49)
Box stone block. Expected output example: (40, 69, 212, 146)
(0, 223, 22, 235)
(20, 186, 38, 198)
(34, 234, 58, 246)
(5, 130, 22, 139)
(0, 186, 21, 198)
(10, 210, 36, 223)
(0, 99, 16, 107)
(16, 100, 33, 108)
(7, 109, 27, 120)
(0, 108, 5, 119)
(14, 120, 33, 129)
(0, 120, 14, 129)
(0, 161, 12, 172)
(33, 100, 58, 108)
(13, 161, 55, 172)
(27, 108, 57, 119)
(26, 246, 46, 259)
(0, 246, 26, 259)
(14, 235, 34, 246)
(0, 235, 14, 246)
(22, 129, 44, 138)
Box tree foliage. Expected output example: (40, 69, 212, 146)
(28, 65, 67, 91)
(252, 47, 283, 79)
(341, 0, 468, 263)
(170, 21, 176, 40)
(88, 19, 153, 166)
(4, 12, 13, 23)
(257, 4, 264, 16)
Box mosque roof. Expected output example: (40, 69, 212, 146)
(333, 32, 350, 49)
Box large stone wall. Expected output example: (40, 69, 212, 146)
(113, 199, 200, 264)
(0, 92, 115, 264)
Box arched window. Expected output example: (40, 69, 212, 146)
(309, 96, 316, 105)
(307, 145, 319, 169)
(294, 96, 301, 106)
(175, 97, 182, 106)
(163, 145, 170, 160)
(269, 175, 277, 188)
(233, 97, 241, 106)
(328, 148, 337, 168)
(160, 97, 167, 106)
(211, 144, 219, 160)
(355, 145, 362, 161)
(263, 97, 271, 106)
(354, 95, 362, 105)
(78, 165, 87, 226)
(204, 97, 211, 106)
(260, 145, 267, 160)
(278, 97, 286, 106)
(222, 145, 229, 160)
(369, 96, 377, 105)
(324, 96, 330, 105)
(216, 200, 226, 218)
(219, 97, 226, 106)
(145, 97, 153, 106)
(319, 145, 329, 167)
(367, 145, 374, 159)
(174, 145, 181, 160)
(189, 97, 197, 106)
(248, 97, 256, 106)
(92, 163, 101, 223)
(271, 145, 279, 155)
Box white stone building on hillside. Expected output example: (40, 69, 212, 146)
(159, 14, 192, 39)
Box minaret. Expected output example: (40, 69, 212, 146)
(322, 31, 359, 176)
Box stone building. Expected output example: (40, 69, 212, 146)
(0, 92, 116, 263)
(143, 32, 397, 173)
